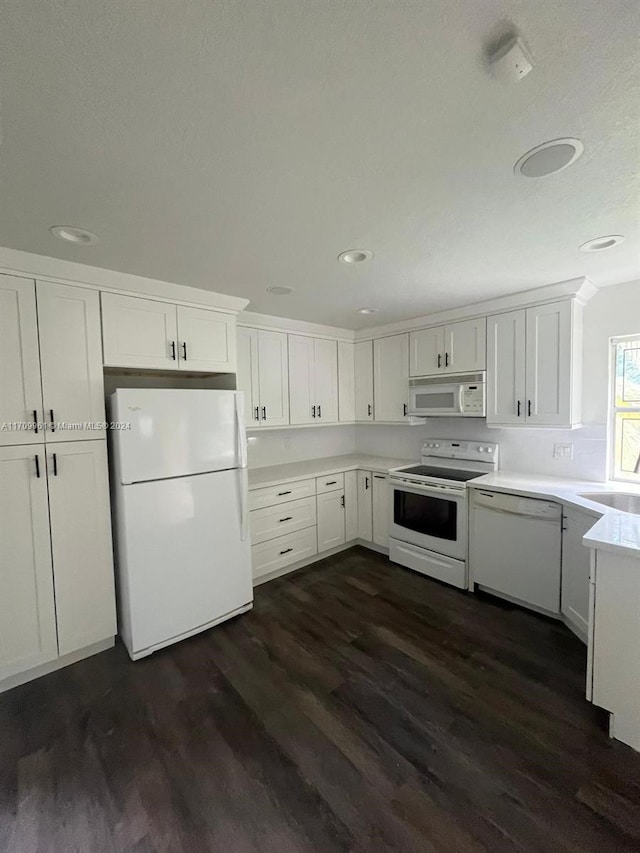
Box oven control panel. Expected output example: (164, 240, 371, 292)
(421, 440, 499, 465)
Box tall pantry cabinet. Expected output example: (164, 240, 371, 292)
(0, 273, 116, 689)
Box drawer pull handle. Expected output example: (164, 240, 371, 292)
(325, 480, 337, 485)
(280, 547, 293, 555)
(374, 474, 385, 479)
(279, 516, 292, 523)
(277, 490, 292, 496)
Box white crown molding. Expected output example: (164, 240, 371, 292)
(239, 310, 355, 341)
(353, 277, 598, 341)
(0, 246, 249, 313)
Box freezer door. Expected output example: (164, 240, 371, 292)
(111, 388, 246, 482)
(115, 468, 252, 656)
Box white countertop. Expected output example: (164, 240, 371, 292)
(470, 472, 640, 559)
(248, 454, 412, 490)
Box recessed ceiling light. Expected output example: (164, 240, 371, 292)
(266, 285, 294, 295)
(579, 235, 625, 253)
(50, 225, 98, 245)
(338, 249, 373, 264)
(357, 307, 379, 315)
(514, 138, 584, 178)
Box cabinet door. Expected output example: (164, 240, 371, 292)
(317, 490, 346, 553)
(357, 470, 373, 541)
(409, 327, 445, 377)
(314, 338, 338, 423)
(37, 282, 106, 442)
(47, 441, 116, 657)
(561, 508, 594, 643)
(486, 310, 526, 426)
(374, 334, 409, 422)
(288, 335, 315, 425)
(338, 342, 356, 422)
(444, 318, 486, 374)
(0, 446, 57, 680)
(354, 342, 374, 421)
(372, 473, 390, 548)
(177, 306, 236, 373)
(525, 301, 572, 426)
(0, 275, 43, 446)
(258, 330, 290, 427)
(236, 327, 260, 427)
(101, 293, 178, 370)
(344, 470, 358, 541)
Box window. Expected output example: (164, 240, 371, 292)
(611, 335, 640, 482)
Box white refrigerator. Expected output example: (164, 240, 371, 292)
(109, 388, 252, 660)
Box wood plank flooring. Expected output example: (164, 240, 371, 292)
(2, 546, 640, 852)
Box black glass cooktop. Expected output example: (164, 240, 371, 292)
(396, 465, 481, 482)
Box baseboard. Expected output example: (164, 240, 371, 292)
(0, 638, 115, 695)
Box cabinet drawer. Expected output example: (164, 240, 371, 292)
(252, 528, 318, 580)
(316, 473, 344, 494)
(250, 496, 316, 545)
(249, 478, 315, 511)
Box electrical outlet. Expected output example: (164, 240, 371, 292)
(553, 443, 574, 460)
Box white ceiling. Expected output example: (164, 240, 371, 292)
(1, 0, 638, 329)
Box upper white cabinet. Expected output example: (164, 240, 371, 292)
(0, 275, 43, 445)
(0, 446, 58, 681)
(101, 293, 236, 373)
(46, 441, 116, 656)
(237, 328, 289, 428)
(37, 282, 106, 442)
(487, 300, 581, 428)
(409, 318, 486, 377)
(373, 334, 409, 422)
(337, 342, 355, 422)
(288, 335, 338, 425)
(354, 341, 374, 421)
(561, 507, 594, 643)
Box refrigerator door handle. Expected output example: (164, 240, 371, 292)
(234, 393, 248, 469)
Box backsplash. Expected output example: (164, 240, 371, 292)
(355, 421, 608, 482)
(247, 425, 357, 468)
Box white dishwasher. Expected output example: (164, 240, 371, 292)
(470, 489, 562, 616)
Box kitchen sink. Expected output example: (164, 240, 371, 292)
(579, 492, 640, 514)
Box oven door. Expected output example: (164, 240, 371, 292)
(389, 479, 466, 560)
(408, 383, 463, 417)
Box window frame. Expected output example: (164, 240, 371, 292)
(609, 333, 640, 484)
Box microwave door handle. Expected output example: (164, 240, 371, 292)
(458, 385, 465, 414)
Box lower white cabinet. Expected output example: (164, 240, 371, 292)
(372, 473, 390, 547)
(561, 507, 595, 642)
(250, 496, 316, 545)
(357, 470, 373, 541)
(344, 471, 358, 541)
(252, 528, 318, 581)
(46, 441, 117, 656)
(0, 446, 58, 680)
(317, 489, 346, 553)
(0, 440, 116, 685)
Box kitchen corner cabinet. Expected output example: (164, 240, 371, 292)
(0, 275, 106, 446)
(372, 473, 390, 548)
(237, 327, 289, 428)
(409, 318, 486, 377)
(0, 441, 116, 684)
(373, 334, 409, 422)
(561, 507, 594, 642)
(338, 342, 356, 422)
(357, 470, 373, 540)
(288, 335, 338, 425)
(354, 341, 374, 421)
(487, 300, 582, 428)
(101, 292, 236, 373)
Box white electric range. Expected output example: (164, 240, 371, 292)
(388, 439, 499, 589)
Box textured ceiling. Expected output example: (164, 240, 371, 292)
(1, 0, 638, 328)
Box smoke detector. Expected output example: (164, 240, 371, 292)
(489, 36, 534, 82)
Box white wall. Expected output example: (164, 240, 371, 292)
(248, 279, 640, 481)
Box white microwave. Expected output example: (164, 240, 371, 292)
(408, 373, 486, 418)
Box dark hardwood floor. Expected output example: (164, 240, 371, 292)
(2, 546, 640, 852)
